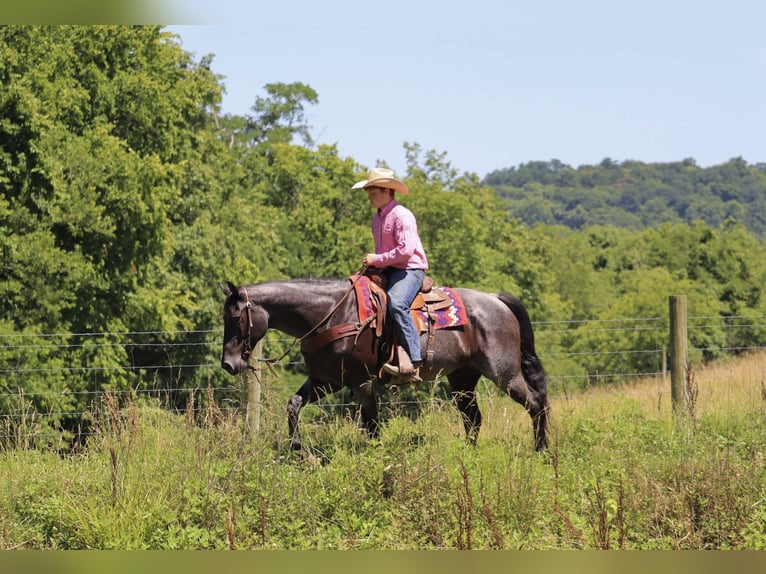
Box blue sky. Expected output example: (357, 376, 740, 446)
(166, 0, 765, 177)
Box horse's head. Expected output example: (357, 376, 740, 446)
(219, 281, 268, 375)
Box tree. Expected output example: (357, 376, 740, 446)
(245, 82, 319, 147)
(483, 158, 766, 237)
(254, 142, 369, 279)
(0, 26, 229, 436)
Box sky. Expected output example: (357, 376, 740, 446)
(166, 0, 765, 177)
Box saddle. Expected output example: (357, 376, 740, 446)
(300, 273, 470, 382)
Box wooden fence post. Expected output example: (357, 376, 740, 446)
(668, 295, 688, 414)
(243, 339, 262, 435)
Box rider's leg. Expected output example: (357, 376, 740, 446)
(383, 268, 425, 377)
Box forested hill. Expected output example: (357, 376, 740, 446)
(484, 158, 766, 236)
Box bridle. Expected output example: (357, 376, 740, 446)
(238, 287, 257, 363)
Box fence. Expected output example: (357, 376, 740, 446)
(2, 298, 766, 440)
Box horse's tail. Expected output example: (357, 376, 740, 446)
(497, 293, 547, 396)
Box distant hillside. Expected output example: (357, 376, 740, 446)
(484, 157, 766, 236)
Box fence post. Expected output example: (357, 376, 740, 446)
(243, 339, 262, 435)
(668, 295, 687, 413)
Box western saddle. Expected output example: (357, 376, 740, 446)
(300, 272, 461, 382)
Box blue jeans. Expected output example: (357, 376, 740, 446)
(384, 268, 425, 363)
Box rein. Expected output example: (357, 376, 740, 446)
(241, 267, 368, 367)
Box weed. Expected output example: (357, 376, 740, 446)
(454, 461, 472, 550)
(1, 353, 765, 549)
(685, 363, 699, 424)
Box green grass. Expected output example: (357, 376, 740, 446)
(1, 354, 765, 549)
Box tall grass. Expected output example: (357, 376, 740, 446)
(1, 353, 765, 549)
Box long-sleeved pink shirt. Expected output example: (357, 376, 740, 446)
(369, 200, 429, 270)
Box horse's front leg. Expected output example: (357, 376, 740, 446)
(351, 380, 379, 439)
(287, 376, 331, 451)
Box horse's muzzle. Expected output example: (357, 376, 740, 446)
(221, 358, 242, 375)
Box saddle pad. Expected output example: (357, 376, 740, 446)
(412, 286, 468, 329)
(350, 275, 468, 330)
(351, 274, 378, 323)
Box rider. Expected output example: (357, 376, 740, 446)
(353, 167, 429, 382)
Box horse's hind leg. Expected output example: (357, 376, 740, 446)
(502, 374, 549, 451)
(532, 400, 549, 451)
(448, 367, 482, 445)
(287, 376, 332, 451)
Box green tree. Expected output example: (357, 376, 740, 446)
(0, 26, 228, 434)
(484, 158, 766, 237)
(257, 142, 369, 278)
(245, 82, 319, 147)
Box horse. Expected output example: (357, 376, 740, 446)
(219, 277, 550, 451)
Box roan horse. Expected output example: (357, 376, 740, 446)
(219, 277, 550, 451)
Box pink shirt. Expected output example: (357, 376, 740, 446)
(370, 200, 429, 270)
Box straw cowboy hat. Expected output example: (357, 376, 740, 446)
(352, 167, 409, 194)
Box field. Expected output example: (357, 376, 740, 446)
(1, 352, 765, 550)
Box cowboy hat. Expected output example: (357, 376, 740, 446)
(352, 167, 409, 194)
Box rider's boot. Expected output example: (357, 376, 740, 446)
(382, 347, 422, 383)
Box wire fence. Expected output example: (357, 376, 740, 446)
(2, 313, 766, 439)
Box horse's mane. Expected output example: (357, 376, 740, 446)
(283, 277, 346, 285)
(249, 277, 348, 290)
(242, 278, 350, 303)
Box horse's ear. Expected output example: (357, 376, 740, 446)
(219, 281, 235, 297)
